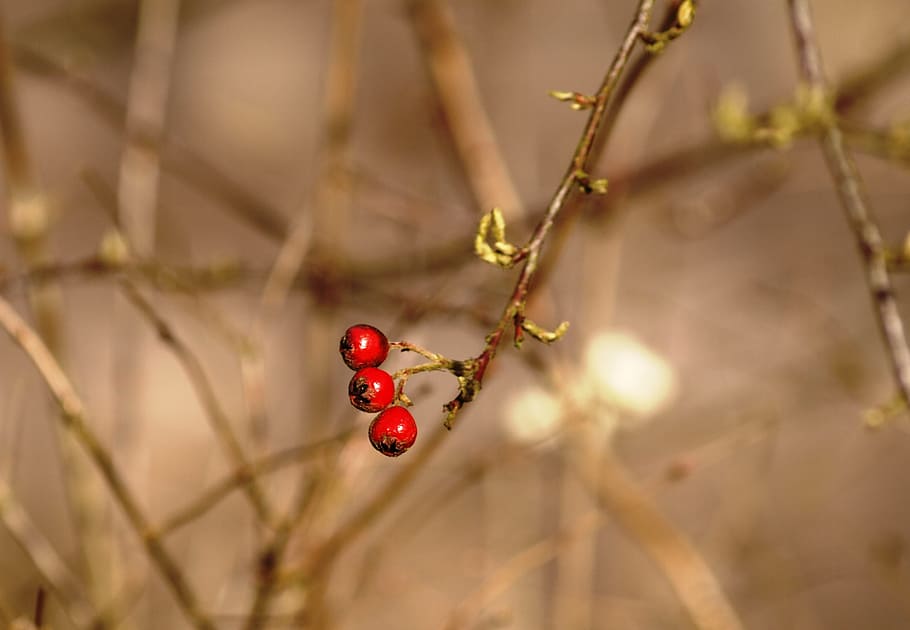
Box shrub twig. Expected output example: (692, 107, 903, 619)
(119, 280, 277, 528)
(573, 437, 746, 630)
(0, 296, 216, 630)
(0, 479, 95, 628)
(408, 0, 524, 217)
(441, 0, 669, 428)
(786, 0, 910, 411)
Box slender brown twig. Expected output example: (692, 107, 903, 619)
(574, 442, 745, 630)
(0, 8, 112, 618)
(113, 6, 182, 614)
(0, 296, 216, 630)
(12, 43, 289, 242)
(785, 0, 910, 411)
(158, 429, 353, 536)
(408, 0, 524, 218)
(441, 0, 666, 427)
(119, 280, 277, 527)
(285, 422, 450, 585)
(0, 479, 95, 628)
(117, 0, 180, 255)
(241, 1, 365, 627)
(444, 511, 603, 630)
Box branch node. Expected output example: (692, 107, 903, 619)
(573, 169, 609, 195)
(548, 89, 596, 111)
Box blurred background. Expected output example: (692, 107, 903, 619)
(0, 0, 908, 628)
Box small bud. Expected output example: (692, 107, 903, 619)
(548, 90, 595, 111)
(712, 84, 755, 143)
(677, 0, 695, 28)
(521, 318, 570, 344)
(98, 229, 131, 267)
(10, 192, 48, 243)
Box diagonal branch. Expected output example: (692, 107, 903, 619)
(0, 296, 216, 630)
(785, 0, 910, 410)
(408, 0, 524, 218)
(119, 280, 277, 528)
(443, 0, 668, 427)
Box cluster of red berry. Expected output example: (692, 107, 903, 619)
(339, 324, 418, 457)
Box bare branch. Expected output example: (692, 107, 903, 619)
(119, 280, 277, 528)
(785, 0, 910, 410)
(574, 439, 745, 630)
(0, 296, 216, 630)
(0, 480, 95, 628)
(408, 0, 524, 218)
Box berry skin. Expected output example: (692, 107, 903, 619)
(348, 367, 395, 413)
(368, 406, 418, 457)
(340, 324, 390, 370)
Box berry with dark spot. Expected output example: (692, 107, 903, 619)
(368, 406, 417, 457)
(340, 324, 390, 370)
(348, 367, 395, 413)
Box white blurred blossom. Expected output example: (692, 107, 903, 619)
(500, 330, 676, 447)
(501, 386, 563, 448)
(579, 330, 677, 419)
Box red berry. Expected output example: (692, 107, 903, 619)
(348, 367, 395, 413)
(340, 324, 390, 370)
(368, 406, 417, 457)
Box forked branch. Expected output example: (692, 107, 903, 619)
(786, 0, 910, 412)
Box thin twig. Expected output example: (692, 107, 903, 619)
(119, 280, 277, 527)
(284, 422, 450, 584)
(158, 429, 353, 536)
(113, 3, 182, 613)
(12, 43, 289, 241)
(443, 0, 663, 426)
(573, 438, 745, 630)
(786, 0, 910, 410)
(444, 511, 603, 630)
(117, 0, 180, 255)
(241, 0, 362, 450)
(408, 0, 524, 218)
(0, 8, 111, 618)
(241, 1, 365, 626)
(0, 296, 216, 630)
(0, 479, 95, 627)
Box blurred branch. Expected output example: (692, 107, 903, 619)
(0, 9, 113, 622)
(786, 0, 910, 411)
(408, 0, 524, 218)
(574, 439, 745, 630)
(285, 422, 450, 583)
(118, 280, 278, 528)
(117, 0, 180, 254)
(112, 3, 182, 613)
(598, 0, 690, 150)
(841, 121, 910, 168)
(242, 0, 364, 627)
(0, 480, 95, 628)
(599, 34, 910, 219)
(0, 296, 216, 630)
(444, 511, 603, 630)
(11, 43, 290, 241)
(833, 38, 910, 112)
(158, 429, 353, 536)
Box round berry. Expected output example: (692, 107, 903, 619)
(348, 367, 395, 413)
(368, 406, 417, 457)
(340, 324, 390, 370)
